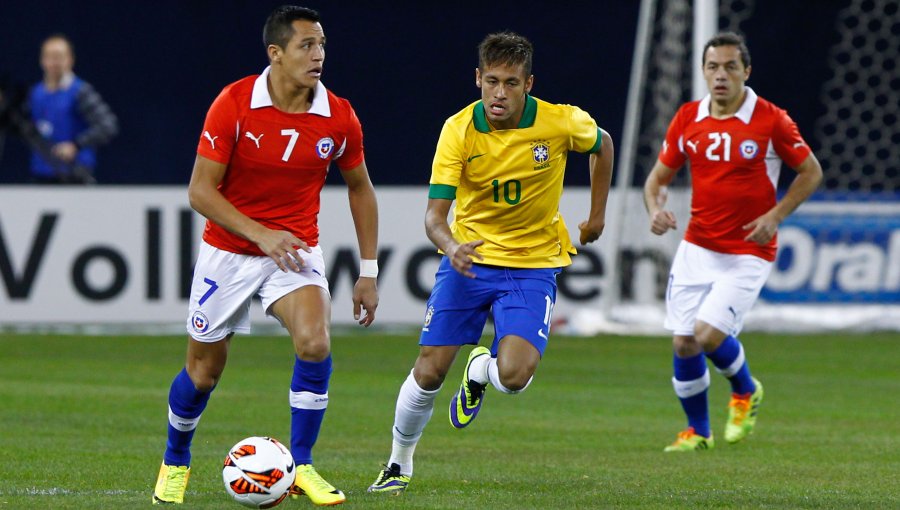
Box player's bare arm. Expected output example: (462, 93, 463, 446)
(579, 128, 615, 245)
(188, 154, 310, 272)
(643, 159, 679, 235)
(743, 152, 823, 245)
(342, 160, 379, 326)
(424, 198, 483, 279)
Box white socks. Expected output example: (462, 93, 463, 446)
(389, 370, 440, 476)
(468, 352, 490, 385)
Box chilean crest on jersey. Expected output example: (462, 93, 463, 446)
(531, 140, 550, 170)
(740, 139, 759, 159)
(191, 311, 209, 333)
(316, 137, 335, 159)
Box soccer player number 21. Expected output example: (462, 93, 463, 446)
(706, 132, 732, 161)
(491, 178, 522, 205)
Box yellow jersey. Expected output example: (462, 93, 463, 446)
(429, 95, 602, 268)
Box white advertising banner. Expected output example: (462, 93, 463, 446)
(2, 187, 896, 332)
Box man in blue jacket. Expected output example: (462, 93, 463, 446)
(29, 34, 118, 184)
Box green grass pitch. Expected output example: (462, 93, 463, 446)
(1, 330, 898, 509)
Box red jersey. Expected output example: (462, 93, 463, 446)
(196, 66, 365, 255)
(658, 88, 811, 261)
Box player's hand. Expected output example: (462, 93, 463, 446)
(649, 210, 677, 235)
(743, 214, 779, 245)
(352, 277, 378, 327)
(51, 142, 78, 162)
(578, 219, 605, 245)
(446, 240, 484, 278)
(256, 229, 311, 272)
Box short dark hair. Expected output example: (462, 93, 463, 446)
(42, 33, 74, 56)
(702, 31, 751, 68)
(478, 31, 533, 77)
(263, 5, 321, 49)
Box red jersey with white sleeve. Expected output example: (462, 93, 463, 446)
(657, 87, 811, 261)
(196, 66, 365, 255)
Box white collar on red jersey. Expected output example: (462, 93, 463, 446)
(696, 86, 757, 124)
(250, 66, 331, 117)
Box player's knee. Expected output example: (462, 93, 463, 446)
(292, 328, 331, 361)
(498, 364, 534, 392)
(186, 365, 221, 392)
(693, 322, 727, 350)
(673, 335, 701, 357)
(296, 340, 331, 362)
(412, 364, 447, 391)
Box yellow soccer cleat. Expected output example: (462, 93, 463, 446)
(663, 427, 715, 452)
(367, 463, 410, 494)
(152, 463, 190, 504)
(290, 464, 346, 506)
(725, 377, 764, 443)
(449, 346, 490, 429)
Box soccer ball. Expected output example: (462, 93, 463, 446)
(222, 436, 295, 508)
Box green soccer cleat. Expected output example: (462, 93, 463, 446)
(725, 377, 764, 443)
(152, 462, 190, 504)
(663, 427, 715, 452)
(449, 346, 490, 429)
(367, 463, 410, 494)
(290, 464, 346, 506)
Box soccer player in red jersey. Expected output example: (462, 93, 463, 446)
(152, 6, 378, 505)
(643, 32, 822, 452)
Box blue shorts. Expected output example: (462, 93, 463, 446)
(419, 257, 561, 356)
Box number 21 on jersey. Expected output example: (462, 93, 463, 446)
(706, 132, 731, 161)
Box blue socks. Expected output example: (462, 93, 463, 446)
(289, 356, 332, 465)
(672, 353, 711, 438)
(671, 336, 757, 438)
(707, 335, 756, 395)
(164, 368, 213, 466)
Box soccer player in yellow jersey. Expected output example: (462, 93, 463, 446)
(369, 31, 614, 493)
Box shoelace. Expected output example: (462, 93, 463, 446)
(162, 470, 187, 498)
(466, 379, 485, 406)
(299, 466, 335, 492)
(729, 394, 751, 421)
(377, 464, 402, 483)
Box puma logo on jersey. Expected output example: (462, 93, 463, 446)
(203, 131, 218, 150)
(686, 140, 699, 153)
(245, 131, 264, 148)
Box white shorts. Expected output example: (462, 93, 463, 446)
(664, 241, 772, 337)
(186, 241, 330, 341)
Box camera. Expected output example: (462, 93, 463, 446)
(0, 74, 96, 184)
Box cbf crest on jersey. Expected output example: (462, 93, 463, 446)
(422, 305, 434, 332)
(531, 140, 551, 170)
(316, 137, 335, 159)
(740, 139, 759, 159)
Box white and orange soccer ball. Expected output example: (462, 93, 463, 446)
(222, 436, 295, 508)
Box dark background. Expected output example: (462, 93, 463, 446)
(0, 0, 843, 186)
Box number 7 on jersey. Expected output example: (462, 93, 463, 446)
(281, 129, 299, 162)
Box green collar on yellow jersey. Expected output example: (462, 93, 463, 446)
(473, 95, 538, 133)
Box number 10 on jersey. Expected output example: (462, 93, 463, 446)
(492, 179, 522, 205)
